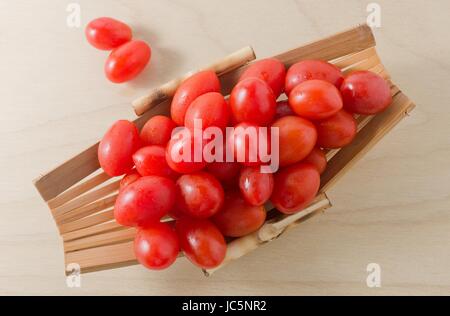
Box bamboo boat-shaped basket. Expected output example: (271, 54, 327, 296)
(33, 24, 415, 276)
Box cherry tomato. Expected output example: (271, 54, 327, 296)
(274, 100, 295, 119)
(119, 170, 141, 191)
(176, 218, 226, 269)
(114, 176, 176, 227)
(212, 191, 266, 237)
(133, 145, 178, 179)
(175, 172, 224, 219)
(271, 116, 317, 167)
(166, 129, 207, 174)
(205, 144, 241, 185)
(271, 163, 320, 214)
(315, 110, 357, 149)
(134, 222, 179, 270)
(140, 115, 177, 146)
(239, 166, 274, 206)
(341, 70, 392, 114)
(239, 58, 286, 97)
(184, 92, 229, 131)
(85, 17, 132, 50)
(105, 40, 151, 83)
(229, 78, 276, 126)
(171, 70, 221, 126)
(289, 80, 343, 120)
(285, 60, 343, 95)
(98, 120, 141, 176)
(302, 147, 327, 174)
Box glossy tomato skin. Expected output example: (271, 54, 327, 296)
(302, 147, 327, 174)
(271, 116, 317, 167)
(239, 58, 286, 97)
(229, 78, 276, 126)
(206, 161, 241, 186)
(114, 176, 176, 227)
(166, 129, 207, 174)
(184, 92, 229, 131)
(341, 71, 392, 115)
(285, 60, 344, 95)
(133, 145, 178, 179)
(212, 191, 266, 237)
(105, 40, 151, 83)
(175, 218, 226, 269)
(98, 120, 141, 176)
(289, 80, 343, 120)
(239, 166, 274, 206)
(85, 17, 132, 50)
(134, 222, 179, 270)
(140, 115, 177, 146)
(271, 163, 320, 214)
(171, 71, 221, 126)
(119, 170, 141, 191)
(315, 110, 357, 149)
(175, 172, 224, 219)
(274, 100, 295, 119)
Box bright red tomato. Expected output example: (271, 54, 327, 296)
(239, 166, 274, 206)
(176, 218, 226, 269)
(239, 58, 286, 97)
(302, 147, 327, 174)
(98, 120, 141, 176)
(289, 80, 343, 120)
(171, 70, 221, 126)
(166, 129, 207, 174)
(105, 40, 151, 83)
(229, 78, 276, 126)
(119, 170, 141, 191)
(341, 70, 392, 114)
(175, 172, 224, 219)
(212, 191, 266, 237)
(134, 222, 179, 270)
(114, 176, 176, 227)
(271, 163, 320, 214)
(271, 116, 317, 167)
(85, 17, 132, 50)
(184, 92, 229, 130)
(140, 115, 177, 146)
(274, 100, 295, 119)
(315, 110, 357, 149)
(133, 145, 178, 179)
(285, 60, 343, 95)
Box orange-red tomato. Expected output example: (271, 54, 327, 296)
(206, 161, 241, 186)
(316, 110, 357, 149)
(302, 147, 327, 174)
(238, 167, 274, 206)
(98, 120, 141, 176)
(212, 190, 266, 237)
(140, 115, 177, 146)
(239, 58, 286, 97)
(184, 92, 229, 130)
(274, 100, 295, 119)
(134, 222, 179, 270)
(165, 130, 207, 174)
(271, 163, 320, 214)
(271, 116, 317, 167)
(105, 40, 151, 83)
(289, 80, 343, 120)
(341, 70, 392, 114)
(171, 71, 221, 126)
(85, 17, 132, 50)
(285, 60, 343, 95)
(119, 170, 141, 191)
(133, 145, 178, 179)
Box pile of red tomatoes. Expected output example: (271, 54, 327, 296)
(98, 57, 392, 271)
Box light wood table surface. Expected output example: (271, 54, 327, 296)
(1, 0, 449, 295)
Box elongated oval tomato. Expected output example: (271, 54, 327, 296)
(212, 190, 266, 237)
(119, 170, 141, 191)
(184, 92, 229, 130)
(85, 17, 132, 50)
(140, 115, 177, 146)
(271, 162, 320, 214)
(134, 222, 179, 270)
(176, 218, 226, 269)
(285, 60, 344, 95)
(171, 70, 221, 126)
(98, 120, 141, 176)
(105, 40, 151, 83)
(315, 110, 357, 149)
(239, 166, 274, 206)
(229, 78, 276, 126)
(341, 70, 392, 114)
(289, 80, 343, 120)
(271, 116, 317, 167)
(239, 58, 286, 97)
(205, 142, 241, 186)
(302, 147, 327, 174)
(274, 100, 295, 119)
(114, 176, 176, 227)
(133, 145, 178, 179)
(175, 172, 224, 219)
